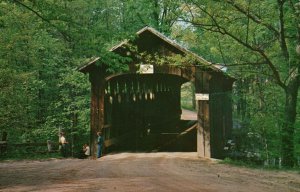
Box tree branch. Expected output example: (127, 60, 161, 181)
(216, 35, 226, 64)
(224, 61, 268, 67)
(224, 0, 280, 37)
(277, 0, 290, 60)
(188, 0, 287, 89)
(11, 0, 72, 42)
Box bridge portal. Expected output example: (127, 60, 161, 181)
(79, 27, 235, 159)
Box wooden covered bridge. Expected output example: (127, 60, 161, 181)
(79, 27, 235, 159)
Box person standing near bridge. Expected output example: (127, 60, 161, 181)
(97, 131, 103, 158)
(59, 132, 68, 157)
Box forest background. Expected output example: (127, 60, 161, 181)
(0, 0, 300, 168)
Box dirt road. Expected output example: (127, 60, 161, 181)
(0, 152, 299, 192)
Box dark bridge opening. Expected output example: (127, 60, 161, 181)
(102, 73, 197, 152)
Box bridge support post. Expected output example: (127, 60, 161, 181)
(89, 66, 106, 159)
(195, 69, 211, 158)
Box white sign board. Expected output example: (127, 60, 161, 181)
(195, 93, 209, 101)
(139, 64, 154, 74)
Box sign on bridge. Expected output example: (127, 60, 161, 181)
(195, 93, 209, 101)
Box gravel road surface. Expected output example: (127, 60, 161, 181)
(0, 152, 299, 192)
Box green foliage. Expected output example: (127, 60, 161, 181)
(98, 51, 131, 73)
(0, 0, 168, 158)
(181, 82, 196, 111)
(0, 149, 61, 161)
(1, 0, 299, 167)
(169, 0, 300, 167)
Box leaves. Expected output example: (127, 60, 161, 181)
(1, 0, 299, 166)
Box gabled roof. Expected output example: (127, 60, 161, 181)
(79, 26, 227, 74)
(78, 57, 100, 73)
(110, 26, 216, 69)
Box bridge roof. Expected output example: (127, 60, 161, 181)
(110, 26, 217, 70)
(78, 26, 233, 81)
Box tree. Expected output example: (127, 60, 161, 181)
(0, 1, 68, 142)
(177, 0, 300, 167)
(0, 0, 149, 150)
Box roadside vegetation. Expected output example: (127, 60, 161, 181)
(1, 0, 300, 168)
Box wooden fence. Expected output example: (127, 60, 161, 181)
(0, 140, 59, 155)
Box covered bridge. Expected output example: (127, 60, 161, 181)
(79, 27, 235, 159)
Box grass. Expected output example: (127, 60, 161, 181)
(0, 152, 61, 161)
(220, 157, 300, 172)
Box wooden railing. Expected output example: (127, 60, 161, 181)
(0, 141, 60, 155)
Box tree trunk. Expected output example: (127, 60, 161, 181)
(152, 0, 160, 30)
(281, 79, 299, 167)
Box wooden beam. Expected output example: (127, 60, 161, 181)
(89, 66, 106, 159)
(195, 68, 211, 158)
